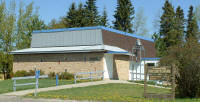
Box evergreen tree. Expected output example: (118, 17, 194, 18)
(76, 3, 88, 27)
(64, 3, 77, 28)
(186, 6, 199, 41)
(113, 0, 134, 33)
(174, 6, 185, 44)
(31, 14, 47, 31)
(195, 5, 200, 28)
(155, 0, 176, 57)
(64, 2, 90, 28)
(100, 7, 108, 27)
(84, 0, 100, 26)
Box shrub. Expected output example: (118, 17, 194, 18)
(14, 70, 45, 77)
(58, 72, 74, 80)
(28, 70, 36, 76)
(14, 70, 29, 77)
(48, 72, 56, 79)
(39, 70, 45, 75)
(133, 80, 156, 85)
(161, 39, 200, 98)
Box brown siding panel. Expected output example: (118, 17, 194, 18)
(102, 30, 156, 58)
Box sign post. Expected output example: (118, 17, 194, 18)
(56, 74, 59, 86)
(35, 70, 40, 96)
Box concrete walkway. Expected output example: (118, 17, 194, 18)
(0, 95, 99, 102)
(3, 80, 170, 96)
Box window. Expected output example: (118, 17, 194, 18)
(66, 57, 84, 62)
(147, 63, 155, 67)
(89, 57, 100, 61)
(40, 58, 44, 62)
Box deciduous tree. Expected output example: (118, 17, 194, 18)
(0, 1, 15, 79)
(133, 8, 148, 37)
(16, 2, 47, 49)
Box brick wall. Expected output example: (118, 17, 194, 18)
(13, 52, 104, 74)
(113, 55, 130, 80)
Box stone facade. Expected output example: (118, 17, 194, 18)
(13, 52, 104, 74)
(113, 55, 130, 80)
(13, 52, 132, 80)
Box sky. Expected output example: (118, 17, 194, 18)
(4, 0, 200, 36)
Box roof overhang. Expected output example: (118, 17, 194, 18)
(11, 45, 129, 55)
(105, 51, 132, 56)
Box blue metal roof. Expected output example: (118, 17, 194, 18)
(33, 26, 154, 42)
(141, 58, 160, 60)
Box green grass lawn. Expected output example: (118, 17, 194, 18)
(0, 79, 96, 94)
(26, 83, 199, 102)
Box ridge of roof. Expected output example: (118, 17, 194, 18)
(33, 26, 154, 42)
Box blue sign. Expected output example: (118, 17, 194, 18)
(35, 70, 40, 79)
(56, 74, 59, 86)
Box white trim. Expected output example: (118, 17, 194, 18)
(11, 45, 128, 54)
(103, 54, 113, 79)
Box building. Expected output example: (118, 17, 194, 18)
(11, 26, 159, 80)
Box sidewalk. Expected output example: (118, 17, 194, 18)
(0, 95, 99, 102)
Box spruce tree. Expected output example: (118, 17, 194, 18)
(84, 0, 100, 26)
(64, 2, 91, 28)
(31, 15, 47, 30)
(100, 7, 108, 27)
(76, 3, 88, 27)
(113, 0, 134, 33)
(174, 6, 185, 44)
(64, 3, 77, 28)
(186, 6, 199, 41)
(155, 0, 176, 57)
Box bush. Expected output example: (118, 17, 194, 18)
(28, 70, 36, 76)
(39, 70, 45, 75)
(48, 72, 56, 79)
(133, 80, 156, 85)
(14, 70, 45, 77)
(161, 39, 200, 98)
(58, 72, 74, 80)
(14, 70, 29, 77)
